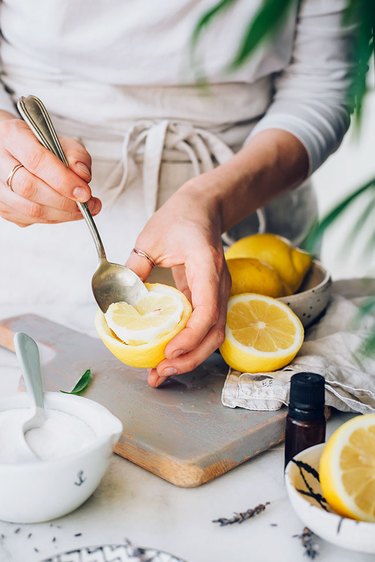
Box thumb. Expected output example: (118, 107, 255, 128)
(125, 248, 155, 281)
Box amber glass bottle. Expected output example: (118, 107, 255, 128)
(284, 372, 326, 468)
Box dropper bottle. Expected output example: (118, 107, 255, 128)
(284, 372, 326, 468)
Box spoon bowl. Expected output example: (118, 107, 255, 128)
(17, 95, 147, 311)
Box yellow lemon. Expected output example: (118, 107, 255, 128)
(226, 257, 286, 297)
(95, 283, 192, 368)
(319, 414, 375, 522)
(220, 293, 304, 372)
(225, 233, 312, 295)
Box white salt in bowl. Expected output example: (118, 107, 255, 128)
(0, 392, 122, 523)
(278, 260, 332, 328)
(285, 443, 375, 553)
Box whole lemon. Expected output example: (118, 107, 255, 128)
(226, 257, 286, 297)
(225, 233, 312, 295)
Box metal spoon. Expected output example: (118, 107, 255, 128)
(13, 332, 45, 462)
(17, 95, 148, 312)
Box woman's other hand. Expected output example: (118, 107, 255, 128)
(0, 111, 101, 227)
(126, 178, 231, 387)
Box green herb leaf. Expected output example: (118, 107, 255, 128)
(230, 0, 295, 69)
(60, 369, 92, 395)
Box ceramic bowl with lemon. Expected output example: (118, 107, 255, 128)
(225, 233, 331, 328)
(285, 414, 375, 553)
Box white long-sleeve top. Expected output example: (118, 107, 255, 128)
(0, 0, 355, 173)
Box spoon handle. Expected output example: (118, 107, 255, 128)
(14, 332, 44, 411)
(17, 95, 107, 261)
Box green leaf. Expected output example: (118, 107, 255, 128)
(60, 369, 92, 395)
(191, 0, 236, 48)
(344, 0, 375, 128)
(230, 0, 295, 69)
(303, 177, 375, 254)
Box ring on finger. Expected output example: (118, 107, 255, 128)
(132, 247, 156, 267)
(6, 164, 24, 192)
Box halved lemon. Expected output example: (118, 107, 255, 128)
(95, 283, 192, 368)
(219, 293, 304, 372)
(319, 414, 375, 522)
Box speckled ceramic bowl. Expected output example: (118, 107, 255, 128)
(278, 260, 331, 328)
(285, 443, 375, 553)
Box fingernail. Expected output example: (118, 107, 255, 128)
(88, 199, 101, 214)
(162, 367, 177, 377)
(170, 349, 185, 359)
(75, 161, 91, 179)
(73, 187, 89, 202)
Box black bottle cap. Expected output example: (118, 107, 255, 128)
(289, 372, 325, 420)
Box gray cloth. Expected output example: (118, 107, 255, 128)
(222, 279, 375, 414)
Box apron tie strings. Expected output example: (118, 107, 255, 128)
(112, 120, 266, 230)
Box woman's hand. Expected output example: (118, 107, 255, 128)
(0, 111, 101, 227)
(126, 178, 231, 387)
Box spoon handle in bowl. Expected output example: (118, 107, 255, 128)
(14, 332, 44, 411)
(17, 95, 106, 261)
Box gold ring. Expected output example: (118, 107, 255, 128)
(6, 164, 24, 192)
(132, 248, 156, 267)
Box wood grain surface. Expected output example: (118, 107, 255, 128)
(0, 314, 286, 487)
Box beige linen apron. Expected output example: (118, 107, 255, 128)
(0, 95, 318, 313)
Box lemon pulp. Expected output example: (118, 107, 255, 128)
(319, 414, 375, 522)
(220, 293, 304, 372)
(105, 290, 184, 345)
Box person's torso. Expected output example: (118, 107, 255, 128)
(0, 0, 298, 127)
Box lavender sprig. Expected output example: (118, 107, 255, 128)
(213, 502, 270, 526)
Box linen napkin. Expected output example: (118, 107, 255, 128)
(222, 278, 375, 414)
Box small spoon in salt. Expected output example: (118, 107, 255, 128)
(13, 332, 46, 462)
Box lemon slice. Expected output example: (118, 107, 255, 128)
(96, 283, 192, 369)
(319, 414, 375, 522)
(105, 286, 184, 345)
(220, 293, 304, 372)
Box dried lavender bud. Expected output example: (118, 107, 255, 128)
(293, 527, 319, 559)
(74, 533, 82, 537)
(212, 502, 270, 526)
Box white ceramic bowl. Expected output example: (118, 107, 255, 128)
(0, 392, 122, 523)
(285, 443, 375, 553)
(278, 260, 332, 328)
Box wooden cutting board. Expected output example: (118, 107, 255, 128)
(0, 314, 286, 487)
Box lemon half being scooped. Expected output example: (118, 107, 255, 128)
(95, 283, 192, 368)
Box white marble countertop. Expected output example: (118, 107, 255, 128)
(0, 304, 374, 562)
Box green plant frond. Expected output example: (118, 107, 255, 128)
(304, 177, 375, 254)
(344, 0, 375, 128)
(230, 0, 295, 69)
(359, 330, 375, 358)
(191, 0, 236, 48)
(338, 190, 375, 263)
(358, 296, 375, 318)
